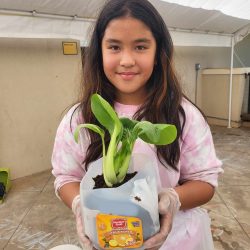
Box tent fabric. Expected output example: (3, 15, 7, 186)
(0, 13, 93, 42)
(0, 0, 250, 46)
(161, 0, 250, 20)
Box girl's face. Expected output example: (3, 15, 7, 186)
(102, 17, 156, 105)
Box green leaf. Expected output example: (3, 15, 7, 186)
(120, 117, 138, 130)
(113, 138, 132, 176)
(74, 124, 104, 143)
(74, 123, 116, 187)
(90, 94, 124, 187)
(120, 118, 138, 143)
(117, 154, 132, 183)
(91, 94, 122, 136)
(134, 121, 177, 145)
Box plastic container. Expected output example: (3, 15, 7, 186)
(200, 68, 250, 127)
(80, 154, 160, 250)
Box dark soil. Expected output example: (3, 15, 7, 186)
(93, 172, 137, 189)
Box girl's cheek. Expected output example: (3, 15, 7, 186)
(103, 57, 118, 69)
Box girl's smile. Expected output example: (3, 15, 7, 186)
(102, 16, 156, 105)
(117, 71, 139, 81)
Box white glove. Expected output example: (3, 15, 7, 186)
(144, 188, 181, 249)
(72, 195, 93, 250)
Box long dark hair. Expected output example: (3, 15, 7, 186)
(78, 0, 187, 171)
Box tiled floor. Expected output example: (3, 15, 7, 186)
(0, 126, 250, 250)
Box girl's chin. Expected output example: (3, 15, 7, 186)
(115, 91, 146, 105)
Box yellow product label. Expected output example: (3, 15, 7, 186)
(96, 214, 143, 249)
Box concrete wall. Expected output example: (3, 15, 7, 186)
(174, 46, 231, 104)
(174, 34, 250, 108)
(0, 38, 82, 179)
(200, 68, 249, 127)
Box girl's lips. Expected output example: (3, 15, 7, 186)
(118, 72, 138, 80)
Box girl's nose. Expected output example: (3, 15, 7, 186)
(120, 51, 135, 67)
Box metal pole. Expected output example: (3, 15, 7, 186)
(195, 63, 201, 105)
(228, 36, 234, 128)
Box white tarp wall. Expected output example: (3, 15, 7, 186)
(1, 0, 250, 46)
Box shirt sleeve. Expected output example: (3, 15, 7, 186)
(179, 100, 223, 187)
(51, 104, 89, 198)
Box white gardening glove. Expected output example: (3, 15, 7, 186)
(72, 195, 93, 250)
(143, 188, 181, 249)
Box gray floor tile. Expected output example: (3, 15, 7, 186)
(217, 186, 250, 237)
(218, 163, 250, 186)
(204, 192, 250, 249)
(1, 125, 250, 250)
(212, 217, 250, 250)
(4, 188, 79, 250)
(11, 170, 52, 193)
(0, 190, 39, 249)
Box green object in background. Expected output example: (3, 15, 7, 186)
(0, 168, 11, 204)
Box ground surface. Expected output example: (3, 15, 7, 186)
(0, 126, 249, 250)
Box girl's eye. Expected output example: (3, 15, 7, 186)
(136, 45, 147, 51)
(108, 45, 120, 51)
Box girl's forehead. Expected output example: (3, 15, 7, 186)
(103, 16, 154, 41)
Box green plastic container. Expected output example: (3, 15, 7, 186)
(0, 168, 11, 203)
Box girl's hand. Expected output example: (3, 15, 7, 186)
(72, 195, 93, 250)
(143, 188, 181, 249)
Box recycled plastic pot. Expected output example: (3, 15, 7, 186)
(80, 154, 160, 250)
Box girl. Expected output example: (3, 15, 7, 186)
(52, 0, 223, 249)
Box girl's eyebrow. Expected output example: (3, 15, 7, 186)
(104, 38, 152, 44)
(105, 38, 121, 44)
(134, 38, 151, 44)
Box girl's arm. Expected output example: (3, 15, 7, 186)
(175, 180, 214, 210)
(58, 182, 80, 209)
(52, 105, 86, 208)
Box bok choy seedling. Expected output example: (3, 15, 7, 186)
(74, 94, 177, 187)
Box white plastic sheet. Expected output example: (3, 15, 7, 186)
(80, 154, 160, 250)
(1, 0, 250, 46)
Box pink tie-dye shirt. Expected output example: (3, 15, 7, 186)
(51, 98, 222, 196)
